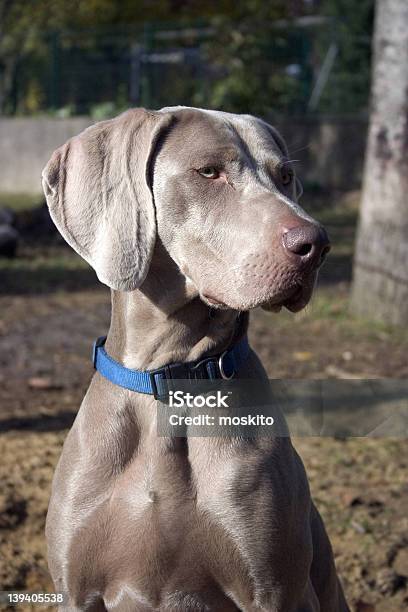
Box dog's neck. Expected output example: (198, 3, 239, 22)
(104, 244, 246, 370)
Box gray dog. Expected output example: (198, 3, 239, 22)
(42, 107, 349, 612)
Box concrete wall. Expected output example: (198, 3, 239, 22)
(0, 116, 368, 195)
(0, 117, 93, 194)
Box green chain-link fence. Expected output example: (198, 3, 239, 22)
(8, 18, 370, 117)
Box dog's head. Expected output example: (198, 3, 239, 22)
(42, 107, 329, 312)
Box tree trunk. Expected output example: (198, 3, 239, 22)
(351, 0, 408, 325)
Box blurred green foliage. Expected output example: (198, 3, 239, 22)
(317, 0, 374, 113)
(202, 23, 312, 116)
(0, 0, 374, 116)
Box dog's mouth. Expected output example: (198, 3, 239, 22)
(262, 278, 315, 314)
(202, 293, 227, 307)
(199, 263, 318, 312)
(202, 280, 315, 313)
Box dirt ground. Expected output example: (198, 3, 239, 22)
(0, 193, 408, 611)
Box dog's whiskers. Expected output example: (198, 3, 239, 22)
(287, 143, 312, 155)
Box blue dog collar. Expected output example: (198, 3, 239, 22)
(92, 335, 250, 400)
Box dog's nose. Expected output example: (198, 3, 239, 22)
(282, 224, 330, 267)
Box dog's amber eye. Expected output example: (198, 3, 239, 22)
(198, 166, 220, 179)
(280, 166, 293, 186)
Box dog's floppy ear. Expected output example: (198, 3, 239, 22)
(42, 108, 173, 291)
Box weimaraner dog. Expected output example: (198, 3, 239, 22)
(42, 107, 349, 612)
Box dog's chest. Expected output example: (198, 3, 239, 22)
(69, 438, 305, 610)
(57, 438, 306, 611)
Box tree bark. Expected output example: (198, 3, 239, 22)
(351, 0, 408, 325)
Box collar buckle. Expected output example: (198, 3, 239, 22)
(148, 369, 166, 401)
(149, 357, 221, 401)
(149, 361, 188, 401)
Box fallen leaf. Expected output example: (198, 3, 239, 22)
(351, 520, 366, 534)
(27, 377, 62, 390)
(293, 351, 313, 362)
(325, 365, 380, 379)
